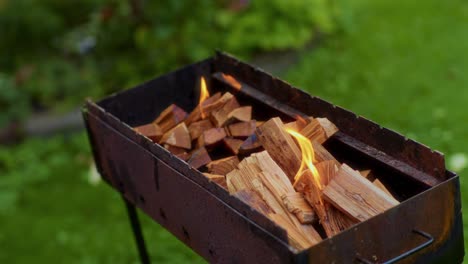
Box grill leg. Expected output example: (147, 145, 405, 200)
(123, 197, 151, 264)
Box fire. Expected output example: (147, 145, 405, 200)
(221, 73, 242, 90)
(199, 76, 210, 118)
(286, 129, 322, 191)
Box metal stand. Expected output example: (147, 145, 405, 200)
(123, 197, 151, 264)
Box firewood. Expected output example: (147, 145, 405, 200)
(256, 121, 265, 127)
(299, 118, 338, 144)
(312, 141, 339, 165)
(227, 120, 256, 138)
(373, 179, 394, 198)
(256, 117, 301, 182)
(153, 104, 188, 132)
(360, 170, 372, 179)
(164, 144, 191, 161)
(188, 119, 214, 140)
(234, 190, 274, 215)
(185, 92, 234, 125)
(323, 164, 399, 222)
(222, 137, 244, 155)
(282, 192, 316, 224)
(203, 173, 227, 189)
(160, 122, 191, 149)
(207, 156, 240, 175)
(227, 106, 252, 123)
(198, 127, 227, 147)
(238, 134, 263, 154)
(268, 213, 320, 250)
(284, 118, 310, 132)
(188, 147, 212, 169)
(210, 96, 240, 127)
(226, 163, 261, 193)
(134, 123, 163, 142)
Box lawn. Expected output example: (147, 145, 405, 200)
(1, 0, 466, 263)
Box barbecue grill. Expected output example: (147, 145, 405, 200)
(82, 52, 464, 263)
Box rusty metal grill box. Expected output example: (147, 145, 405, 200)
(83, 52, 464, 263)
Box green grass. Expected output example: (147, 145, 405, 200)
(286, 0, 468, 255)
(1, 0, 467, 263)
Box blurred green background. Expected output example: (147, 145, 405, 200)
(0, 0, 466, 263)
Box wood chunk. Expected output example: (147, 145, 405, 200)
(256, 117, 302, 182)
(185, 92, 234, 125)
(222, 138, 244, 155)
(188, 119, 214, 140)
(203, 173, 227, 189)
(227, 106, 252, 123)
(234, 190, 274, 215)
(373, 179, 394, 198)
(360, 170, 372, 179)
(160, 122, 191, 149)
(188, 147, 211, 169)
(299, 118, 338, 144)
(269, 213, 320, 250)
(315, 160, 339, 186)
(227, 120, 256, 138)
(164, 144, 190, 161)
(284, 119, 309, 132)
(323, 164, 400, 222)
(282, 192, 316, 224)
(312, 141, 339, 165)
(134, 123, 163, 142)
(154, 104, 188, 132)
(226, 164, 261, 193)
(198, 127, 227, 147)
(210, 97, 240, 127)
(239, 134, 263, 154)
(207, 156, 240, 175)
(256, 121, 265, 127)
(316, 118, 338, 138)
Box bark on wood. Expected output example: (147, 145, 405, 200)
(188, 147, 212, 169)
(227, 120, 257, 138)
(256, 117, 301, 182)
(134, 123, 163, 142)
(207, 156, 240, 175)
(323, 164, 399, 222)
(160, 122, 191, 149)
(154, 104, 187, 132)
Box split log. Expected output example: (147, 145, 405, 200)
(210, 96, 240, 127)
(203, 173, 227, 189)
(227, 120, 256, 138)
(239, 134, 263, 154)
(300, 118, 338, 144)
(323, 164, 399, 222)
(207, 156, 240, 175)
(134, 123, 163, 142)
(360, 170, 372, 179)
(185, 92, 233, 125)
(164, 144, 190, 161)
(198, 127, 227, 147)
(256, 117, 301, 181)
(373, 179, 394, 198)
(227, 106, 252, 123)
(160, 122, 191, 149)
(188, 147, 212, 169)
(188, 119, 214, 139)
(154, 104, 187, 132)
(312, 141, 339, 165)
(222, 138, 244, 155)
(282, 192, 316, 224)
(269, 213, 321, 250)
(234, 190, 274, 215)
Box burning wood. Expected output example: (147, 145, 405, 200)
(133, 74, 400, 250)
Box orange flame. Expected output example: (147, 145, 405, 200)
(199, 77, 210, 118)
(296, 115, 309, 127)
(286, 129, 322, 191)
(221, 73, 242, 90)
